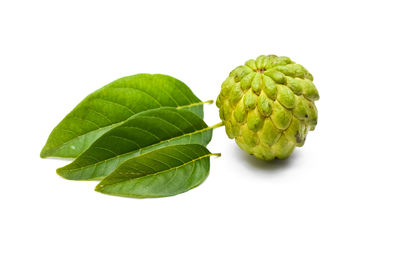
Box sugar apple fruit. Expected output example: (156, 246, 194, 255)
(216, 55, 319, 160)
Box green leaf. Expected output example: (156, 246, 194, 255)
(41, 74, 207, 158)
(95, 144, 220, 198)
(57, 107, 221, 180)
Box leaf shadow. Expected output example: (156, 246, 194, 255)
(41, 156, 74, 162)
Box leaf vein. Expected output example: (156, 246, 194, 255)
(59, 126, 212, 174)
(103, 152, 212, 187)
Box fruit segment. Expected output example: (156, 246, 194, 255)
(216, 55, 319, 160)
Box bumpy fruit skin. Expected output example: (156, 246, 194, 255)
(216, 55, 319, 160)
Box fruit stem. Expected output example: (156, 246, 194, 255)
(178, 100, 214, 109)
(210, 122, 224, 129)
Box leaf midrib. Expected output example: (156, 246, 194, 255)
(97, 151, 213, 189)
(43, 100, 204, 157)
(59, 124, 213, 174)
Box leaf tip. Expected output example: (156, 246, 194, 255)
(40, 147, 49, 158)
(94, 183, 105, 192)
(56, 167, 68, 179)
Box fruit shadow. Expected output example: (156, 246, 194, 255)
(234, 146, 298, 173)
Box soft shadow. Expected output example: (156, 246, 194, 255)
(234, 146, 298, 173)
(41, 156, 73, 162)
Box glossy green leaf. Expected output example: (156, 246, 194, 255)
(57, 107, 220, 180)
(95, 144, 220, 198)
(41, 74, 207, 158)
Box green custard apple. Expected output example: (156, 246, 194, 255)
(216, 55, 319, 160)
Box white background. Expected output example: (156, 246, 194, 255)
(1, 0, 399, 266)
